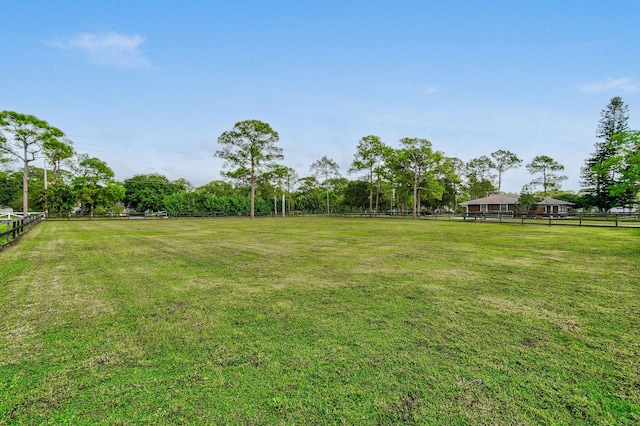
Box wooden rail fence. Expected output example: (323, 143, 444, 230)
(0, 213, 45, 251)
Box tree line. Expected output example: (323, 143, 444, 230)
(1, 98, 638, 218)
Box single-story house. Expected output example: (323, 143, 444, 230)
(532, 196, 574, 216)
(460, 193, 574, 216)
(460, 193, 519, 213)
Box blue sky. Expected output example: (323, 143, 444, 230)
(2, 1, 640, 193)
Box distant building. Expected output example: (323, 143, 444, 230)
(460, 193, 574, 216)
(460, 193, 518, 213)
(533, 196, 574, 217)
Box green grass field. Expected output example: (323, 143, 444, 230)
(1, 217, 639, 424)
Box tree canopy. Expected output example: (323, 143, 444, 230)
(2, 103, 637, 218)
(526, 155, 567, 196)
(216, 120, 283, 219)
(310, 155, 340, 216)
(72, 156, 123, 216)
(0, 111, 66, 214)
(124, 174, 186, 212)
(599, 131, 640, 205)
(350, 135, 388, 214)
(581, 97, 630, 211)
(491, 149, 522, 192)
(465, 156, 495, 199)
(394, 138, 443, 218)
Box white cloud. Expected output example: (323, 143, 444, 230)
(422, 85, 440, 95)
(582, 77, 638, 93)
(48, 32, 153, 70)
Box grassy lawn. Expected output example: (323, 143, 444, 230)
(1, 217, 639, 424)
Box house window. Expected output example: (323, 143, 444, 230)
(500, 204, 509, 211)
(480, 204, 487, 212)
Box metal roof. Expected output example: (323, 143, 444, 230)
(460, 193, 574, 206)
(460, 193, 518, 206)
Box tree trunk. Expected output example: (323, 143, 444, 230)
(250, 174, 255, 219)
(44, 160, 48, 218)
(326, 188, 330, 217)
(389, 187, 393, 213)
(23, 145, 29, 216)
(412, 174, 418, 219)
(369, 169, 373, 215)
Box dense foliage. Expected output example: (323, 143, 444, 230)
(215, 120, 283, 219)
(123, 174, 186, 212)
(0, 111, 66, 214)
(1, 106, 638, 216)
(581, 97, 631, 211)
(163, 192, 271, 216)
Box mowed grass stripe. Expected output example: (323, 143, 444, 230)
(1, 217, 638, 424)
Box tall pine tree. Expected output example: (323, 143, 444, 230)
(581, 97, 629, 211)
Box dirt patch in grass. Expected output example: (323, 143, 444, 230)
(479, 295, 582, 334)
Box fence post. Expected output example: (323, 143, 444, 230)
(616, 214, 618, 227)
